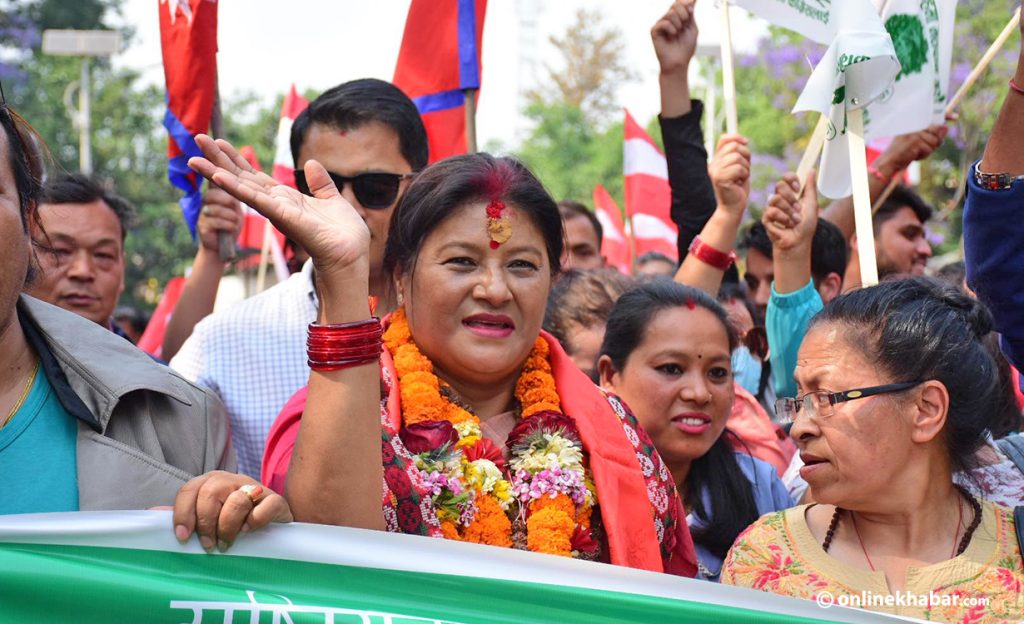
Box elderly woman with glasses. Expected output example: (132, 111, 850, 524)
(722, 277, 1024, 623)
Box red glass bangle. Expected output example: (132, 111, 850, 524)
(688, 236, 737, 271)
(1010, 78, 1024, 96)
(307, 317, 383, 372)
(307, 356, 380, 372)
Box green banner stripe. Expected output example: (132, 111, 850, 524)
(0, 542, 844, 624)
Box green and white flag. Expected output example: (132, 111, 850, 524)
(793, 1, 900, 198)
(732, 0, 835, 44)
(0, 511, 918, 623)
(866, 0, 957, 138)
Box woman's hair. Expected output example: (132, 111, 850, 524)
(543, 268, 634, 354)
(600, 280, 760, 561)
(0, 101, 46, 233)
(810, 276, 999, 474)
(1, 99, 47, 288)
(383, 153, 563, 278)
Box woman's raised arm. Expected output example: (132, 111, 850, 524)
(189, 135, 384, 529)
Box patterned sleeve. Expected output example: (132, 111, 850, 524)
(379, 365, 442, 538)
(604, 393, 695, 576)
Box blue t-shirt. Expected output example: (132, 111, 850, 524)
(0, 366, 80, 514)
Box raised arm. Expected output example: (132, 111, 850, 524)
(188, 135, 384, 530)
(763, 171, 823, 398)
(821, 125, 947, 238)
(673, 134, 750, 294)
(162, 186, 243, 360)
(963, 13, 1024, 370)
(652, 0, 727, 274)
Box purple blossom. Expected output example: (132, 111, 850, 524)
(423, 471, 462, 497)
(511, 465, 587, 505)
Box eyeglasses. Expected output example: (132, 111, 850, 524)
(293, 170, 414, 209)
(775, 381, 924, 424)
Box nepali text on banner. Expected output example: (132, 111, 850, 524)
(0, 511, 919, 624)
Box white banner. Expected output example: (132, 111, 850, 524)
(732, 0, 835, 44)
(793, 2, 900, 198)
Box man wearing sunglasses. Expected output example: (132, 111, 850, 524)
(171, 79, 428, 479)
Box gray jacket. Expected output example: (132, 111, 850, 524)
(18, 295, 236, 510)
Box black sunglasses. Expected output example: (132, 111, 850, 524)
(293, 169, 413, 209)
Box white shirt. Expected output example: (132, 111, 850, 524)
(171, 261, 317, 478)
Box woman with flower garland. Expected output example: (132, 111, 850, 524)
(188, 138, 697, 575)
(597, 282, 793, 582)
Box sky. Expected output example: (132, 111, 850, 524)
(114, 0, 768, 150)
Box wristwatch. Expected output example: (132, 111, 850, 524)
(974, 163, 1024, 191)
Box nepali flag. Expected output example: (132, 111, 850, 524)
(624, 109, 678, 261)
(159, 0, 218, 238)
(593, 184, 631, 275)
(393, 0, 487, 163)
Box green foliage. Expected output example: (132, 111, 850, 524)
(5, 0, 286, 311)
(517, 9, 634, 210)
(517, 100, 624, 206)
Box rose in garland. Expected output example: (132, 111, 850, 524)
(400, 420, 459, 454)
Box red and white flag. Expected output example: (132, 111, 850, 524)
(272, 84, 309, 187)
(592, 185, 630, 275)
(624, 110, 677, 261)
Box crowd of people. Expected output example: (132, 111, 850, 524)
(2, 1, 1023, 621)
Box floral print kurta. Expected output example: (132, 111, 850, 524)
(722, 503, 1024, 623)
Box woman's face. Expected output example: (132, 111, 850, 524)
(791, 323, 919, 508)
(601, 305, 734, 481)
(398, 201, 552, 390)
(0, 130, 30, 330)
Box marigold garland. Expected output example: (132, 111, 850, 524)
(383, 307, 596, 558)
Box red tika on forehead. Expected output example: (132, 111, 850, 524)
(685, 298, 696, 311)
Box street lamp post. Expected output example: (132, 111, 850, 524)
(41, 29, 121, 175)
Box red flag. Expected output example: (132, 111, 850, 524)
(159, 0, 218, 238)
(624, 109, 677, 262)
(137, 276, 186, 358)
(592, 185, 631, 274)
(272, 85, 310, 187)
(393, 0, 487, 163)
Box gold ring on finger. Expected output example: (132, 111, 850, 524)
(239, 484, 264, 506)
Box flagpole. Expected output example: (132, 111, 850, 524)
(847, 108, 879, 287)
(871, 5, 1023, 213)
(210, 77, 235, 262)
(719, 0, 739, 135)
(795, 115, 829, 194)
(464, 88, 478, 153)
